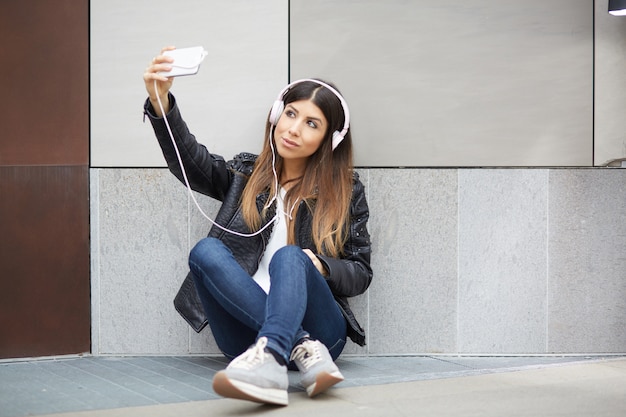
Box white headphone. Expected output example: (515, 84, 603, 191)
(268, 79, 350, 151)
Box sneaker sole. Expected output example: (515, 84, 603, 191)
(213, 371, 288, 406)
(306, 370, 344, 398)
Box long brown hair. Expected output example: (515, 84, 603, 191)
(240, 80, 354, 257)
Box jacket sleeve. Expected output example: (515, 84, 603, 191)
(143, 94, 232, 200)
(318, 175, 373, 298)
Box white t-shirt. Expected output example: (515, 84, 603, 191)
(252, 188, 289, 294)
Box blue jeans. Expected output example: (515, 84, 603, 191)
(188, 237, 347, 365)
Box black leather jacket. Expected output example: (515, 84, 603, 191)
(144, 95, 373, 345)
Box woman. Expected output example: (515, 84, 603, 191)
(143, 47, 372, 406)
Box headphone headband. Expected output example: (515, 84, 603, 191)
(269, 79, 350, 150)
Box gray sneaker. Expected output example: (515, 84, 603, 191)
(212, 337, 288, 406)
(290, 339, 344, 397)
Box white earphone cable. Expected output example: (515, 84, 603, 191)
(153, 79, 278, 238)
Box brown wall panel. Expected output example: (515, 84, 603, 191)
(0, 0, 89, 166)
(0, 0, 89, 358)
(0, 166, 90, 358)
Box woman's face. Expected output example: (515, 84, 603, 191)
(274, 99, 328, 165)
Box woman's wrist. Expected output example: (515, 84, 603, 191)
(148, 94, 169, 117)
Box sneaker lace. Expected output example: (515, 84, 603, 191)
(290, 340, 322, 370)
(230, 337, 269, 370)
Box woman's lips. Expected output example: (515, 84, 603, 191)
(281, 137, 298, 148)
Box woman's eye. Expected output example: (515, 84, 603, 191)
(307, 121, 318, 129)
(285, 110, 295, 118)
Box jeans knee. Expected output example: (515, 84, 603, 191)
(189, 237, 223, 269)
(270, 245, 306, 267)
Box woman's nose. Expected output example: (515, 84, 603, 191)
(288, 120, 301, 136)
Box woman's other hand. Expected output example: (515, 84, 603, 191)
(303, 249, 328, 277)
(143, 46, 176, 116)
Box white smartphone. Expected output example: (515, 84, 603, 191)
(159, 46, 208, 77)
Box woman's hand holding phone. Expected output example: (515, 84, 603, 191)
(143, 46, 176, 116)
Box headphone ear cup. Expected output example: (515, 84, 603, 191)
(331, 130, 344, 150)
(269, 100, 284, 126)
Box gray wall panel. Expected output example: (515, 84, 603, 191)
(93, 169, 190, 354)
(290, 0, 593, 167)
(90, 0, 288, 167)
(458, 170, 548, 353)
(548, 169, 626, 353)
(595, 0, 626, 166)
(367, 169, 458, 354)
